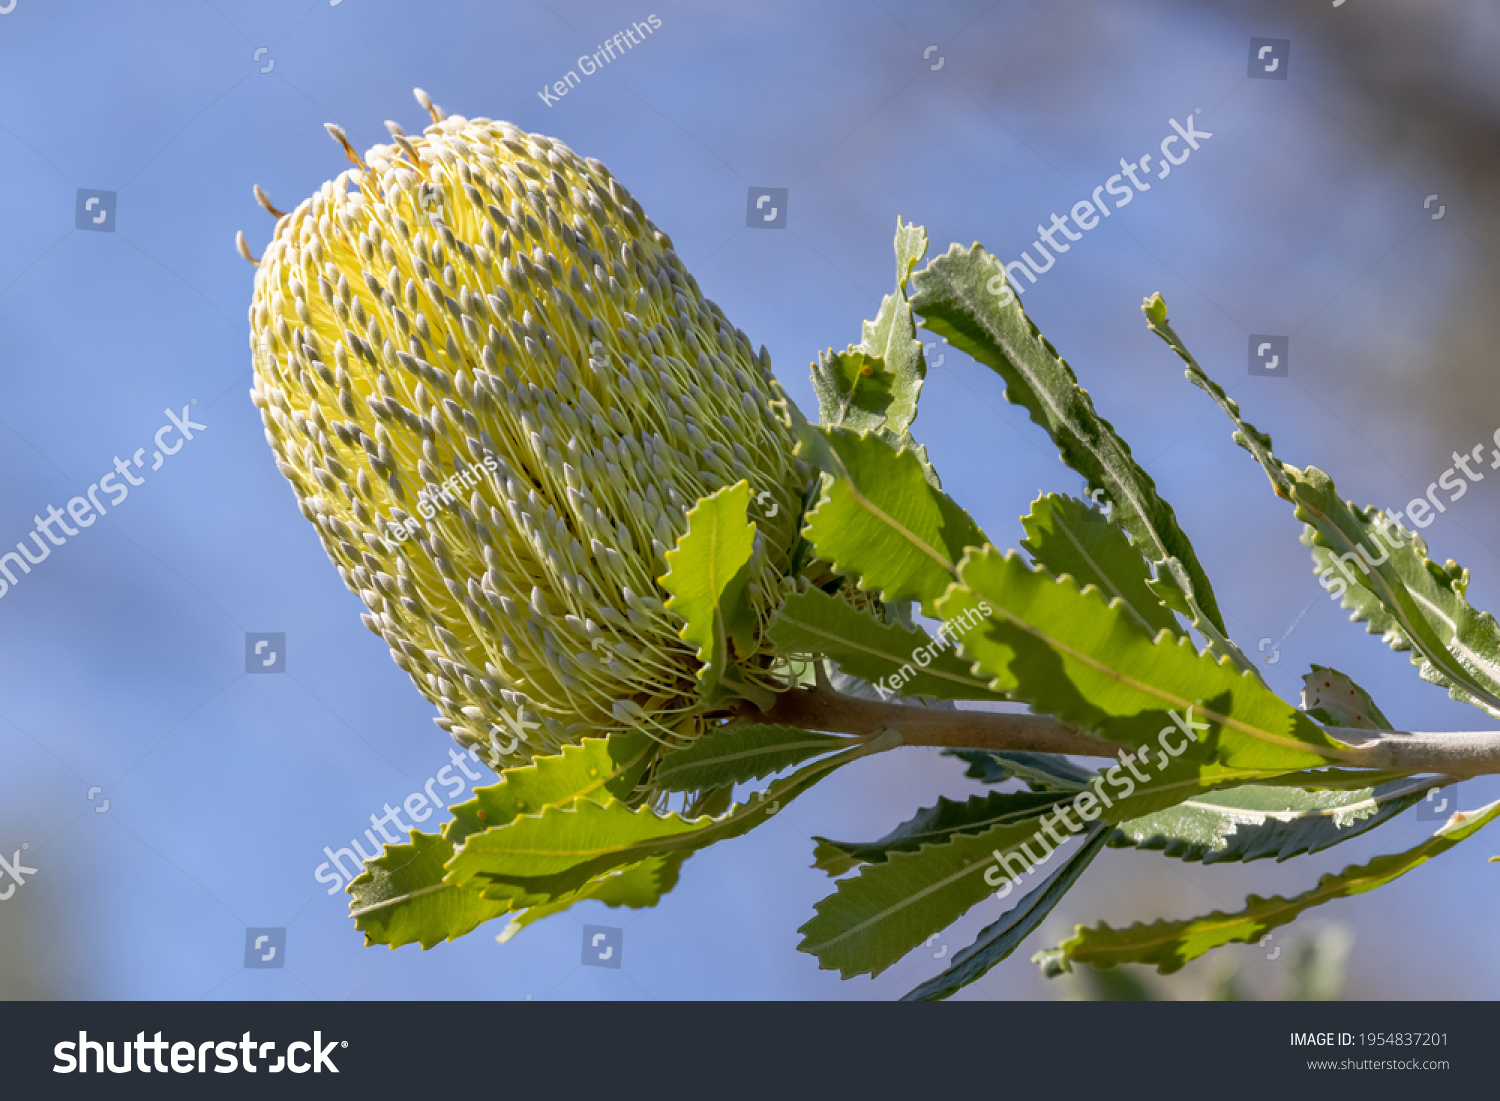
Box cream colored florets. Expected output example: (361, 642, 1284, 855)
(246, 94, 806, 770)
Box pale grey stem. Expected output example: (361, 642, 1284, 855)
(749, 684, 1127, 759)
(748, 684, 1500, 778)
(1334, 731, 1500, 779)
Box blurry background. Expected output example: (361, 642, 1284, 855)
(1, 0, 1497, 1000)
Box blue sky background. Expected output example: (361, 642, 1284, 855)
(2, 0, 1498, 1000)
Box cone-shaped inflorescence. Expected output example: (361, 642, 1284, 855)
(245, 91, 807, 771)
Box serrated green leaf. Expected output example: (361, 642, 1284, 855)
(894, 218, 928, 289)
(811, 838, 861, 877)
(1042, 796, 1500, 975)
(448, 737, 883, 906)
(861, 298, 924, 438)
(889, 431, 943, 490)
(940, 546, 1351, 773)
(902, 824, 1111, 1001)
(660, 481, 758, 701)
(812, 789, 1069, 872)
(1142, 292, 1288, 495)
(799, 426, 988, 615)
(496, 854, 685, 944)
(767, 583, 1006, 702)
(1021, 494, 1181, 636)
(1298, 479, 1500, 719)
(911, 246, 1236, 670)
(1145, 293, 1500, 719)
(445, 729, 656, 847)
(809, 220, 930, 443)
(1110, 779, 1434, 864)
(948, 748, 1095, 791)
(799, 745, 1324, 980)
(453, 798, 710, 882)
(809, 749, 1316, 979)
(810, 347, 895, 434)
(653, 722, 853, 792)
(350, 731, 658, 949)
(349, 831, 511, 950)
(796, 547, 1375, 979)
(798, 809, 1053, 978)
(860, 218, 929, 436)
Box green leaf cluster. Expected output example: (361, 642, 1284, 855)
(342, 220, 1500, 1004)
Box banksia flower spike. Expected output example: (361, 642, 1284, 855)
(245, 90, 809, 772)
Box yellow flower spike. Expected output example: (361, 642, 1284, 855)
(246, 90, 808, 771)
